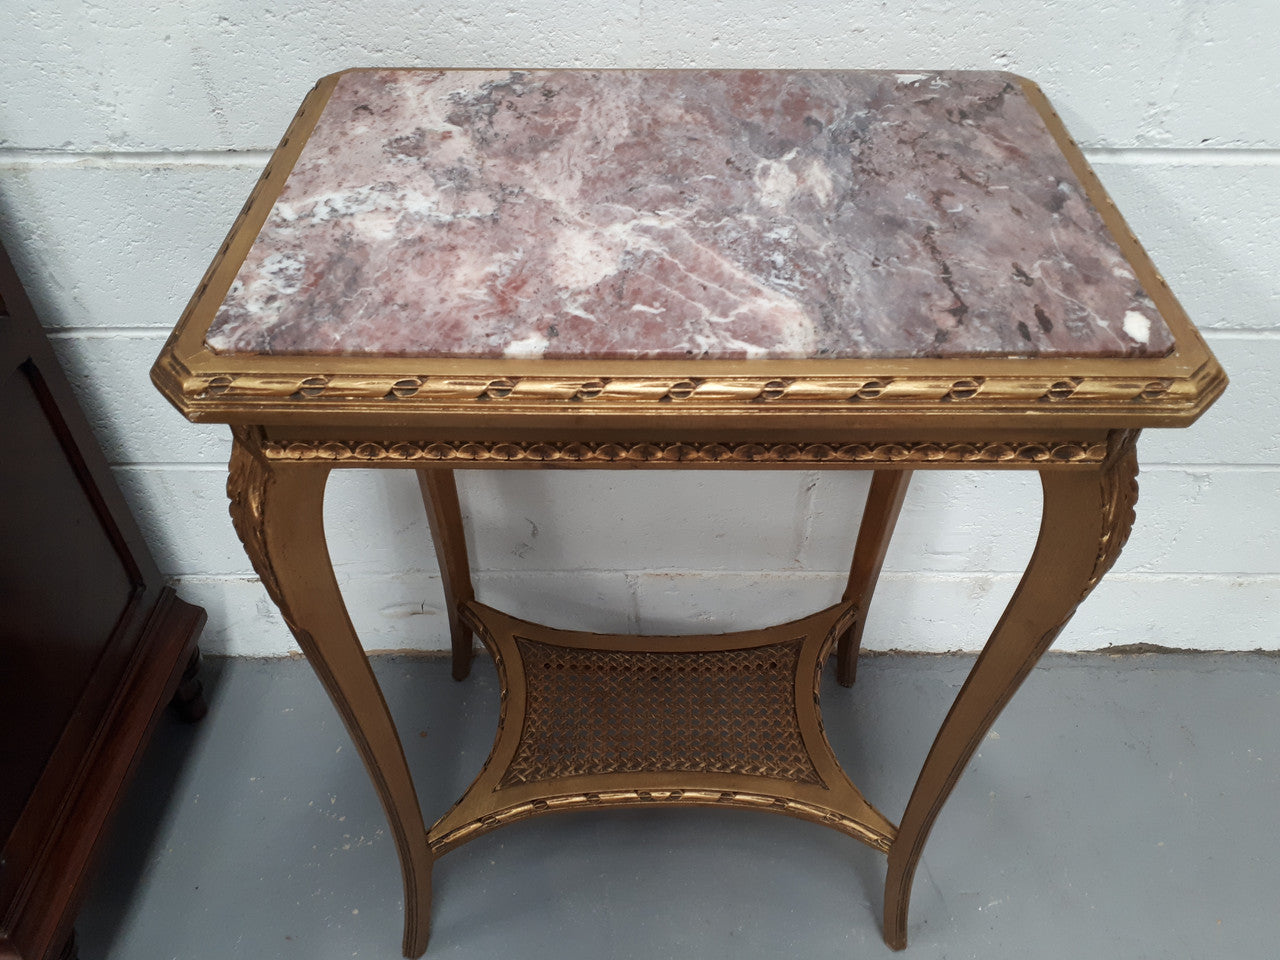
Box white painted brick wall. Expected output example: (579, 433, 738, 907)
(3, 1, 1276, 655)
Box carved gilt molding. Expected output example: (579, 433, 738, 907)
(149, 343, 1227, 428)
(430, 787, 893, 855)
(183, 369, 1197, 407)
(259, 437, 1111, 466)
(226, 428, 284, 606)
(1085, 430, 1141, 594)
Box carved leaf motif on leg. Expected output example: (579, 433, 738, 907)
(227, 429, 276, 598)
(1085, 430, 1140, 597)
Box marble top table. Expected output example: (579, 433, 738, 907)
(153, 69, 1225, 958)
(155, 68, 1220, 439)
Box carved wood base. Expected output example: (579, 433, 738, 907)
(222, 426, 1142, 957)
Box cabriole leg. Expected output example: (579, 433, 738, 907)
(883, 437, 1138, 949)
(228, 432, 434, 958)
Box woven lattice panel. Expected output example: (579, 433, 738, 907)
(501, 637, 822, 786)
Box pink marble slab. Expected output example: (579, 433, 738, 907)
(205, 69, 1174, 360)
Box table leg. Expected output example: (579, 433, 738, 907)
(228, 434, 434, 958)
(170, 645, 208, 722)
(838, 470, 913, 686)
(417, 469, 476, 681)
(882, 437, 1139, 949)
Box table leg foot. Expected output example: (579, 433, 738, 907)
(229, 431, 435, 958)
(838, 470, 912, 687)
(882, 436, 1138, 948)
(171, 645, 208, 723)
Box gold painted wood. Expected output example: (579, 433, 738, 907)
(153, 355, 1226, 431)
(416, 470, 475, 681)
(152, 69, 1231, 958)
(227, 429, 434, 957)
(427, 601, 896, 856)
(838, 470, 914, 686)
(259, 436, 1113, 468)
(222, 422, 1151, 955)
(882, 431, 1140, 949)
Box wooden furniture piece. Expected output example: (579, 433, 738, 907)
(152, 69, 1225, 956)
(0, 239, 208, 960)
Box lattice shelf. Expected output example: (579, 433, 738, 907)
(427, 601, 897, 856)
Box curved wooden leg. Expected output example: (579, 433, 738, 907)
(417, 469, 476, 681)
(883, 437, 1138, 949)
(838, 469, 913, 686)
(229, 432, 433, 958)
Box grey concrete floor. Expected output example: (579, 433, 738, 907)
(78, 652, 1280, 960)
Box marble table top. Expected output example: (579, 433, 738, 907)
(204, 69, 1173, 361)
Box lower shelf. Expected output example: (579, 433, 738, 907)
(427, 601, 897, 856)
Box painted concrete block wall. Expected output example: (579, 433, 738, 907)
(2, 1, 1275, 656)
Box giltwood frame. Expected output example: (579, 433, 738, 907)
(154, 68, 1224, 958)
(220, 428, 1142, 957)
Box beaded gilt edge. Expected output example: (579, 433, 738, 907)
(259, 437, 1111, 466)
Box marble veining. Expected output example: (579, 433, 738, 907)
(205, 69, 1174, 360)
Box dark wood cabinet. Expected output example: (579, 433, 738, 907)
(0, 240, 207, 960)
